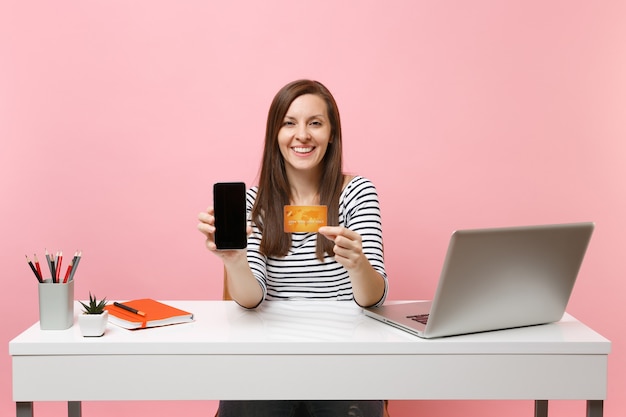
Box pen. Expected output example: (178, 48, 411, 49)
(113, 302, 146, 317)
(25, 255, 43, 283)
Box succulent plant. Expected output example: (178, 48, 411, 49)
(79, 292, 108, 314)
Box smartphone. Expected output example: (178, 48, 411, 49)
(213, 182, 247, 250)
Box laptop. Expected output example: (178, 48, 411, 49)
(364, 222, 594, 338)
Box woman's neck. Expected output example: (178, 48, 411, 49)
(289, 183, 319, 206)
(287, 170, 323, 205)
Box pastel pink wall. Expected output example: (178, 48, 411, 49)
(1, 1, 624, 416)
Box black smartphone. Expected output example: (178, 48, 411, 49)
(213, 182, 247, 249)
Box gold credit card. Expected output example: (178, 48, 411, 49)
(284, 205, 328, 233)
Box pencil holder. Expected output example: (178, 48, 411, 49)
(38, 279, 74, 330)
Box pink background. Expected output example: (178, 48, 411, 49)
(1, 1, 624, 416)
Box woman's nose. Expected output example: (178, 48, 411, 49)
(295, 125, 310, 141)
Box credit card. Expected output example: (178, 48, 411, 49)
(284, 205, 328, 233)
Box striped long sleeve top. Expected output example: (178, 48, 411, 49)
(246, 176, 388, 306)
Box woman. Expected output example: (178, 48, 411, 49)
(198, 79, 388, 417)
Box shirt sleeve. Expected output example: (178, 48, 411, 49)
(341, 177, 389, 306)
(245, 187, 269, 299)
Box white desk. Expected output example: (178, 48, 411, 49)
(10, 300, 610, 417)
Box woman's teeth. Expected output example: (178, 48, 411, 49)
(293, 147, 314, 153)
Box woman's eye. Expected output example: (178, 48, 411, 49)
(283, 121, 295, 126)
(310, 121, 322, 126)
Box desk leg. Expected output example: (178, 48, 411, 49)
(534, 400, 548, 417)
(16, 402, 33, 417)
(587, 400, 603, 417)
(68, 401, 82, 417)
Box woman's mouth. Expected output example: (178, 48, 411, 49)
(292, 146, 315, 155)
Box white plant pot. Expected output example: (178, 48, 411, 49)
(78, 310, 108, 337)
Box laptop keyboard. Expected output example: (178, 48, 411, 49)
(407, 314, 429, 325)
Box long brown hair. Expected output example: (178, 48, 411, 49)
(252, 79, 344, 260)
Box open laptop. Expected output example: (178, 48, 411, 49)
(364, 222, 594, 338)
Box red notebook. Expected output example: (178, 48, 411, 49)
(105, 299, 194, 330)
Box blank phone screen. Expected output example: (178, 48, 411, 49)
(213, 182, 247, 249)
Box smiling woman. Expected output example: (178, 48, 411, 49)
(197, 79, 389, 416)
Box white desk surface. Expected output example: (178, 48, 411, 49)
(10, 300, 611, 402)
(10, 300, 610, 355)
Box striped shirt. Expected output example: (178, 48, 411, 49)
(246, 176, 388, 306)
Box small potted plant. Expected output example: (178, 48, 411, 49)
(78, 292, 108, 337)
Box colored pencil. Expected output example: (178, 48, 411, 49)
(63, 260, 73, 284)
(56, 251, 63, 283)
(50, 254, 56, 283)
(69, 250, 82, 281)
(45, 249, 53, 281)
(25, 255, 43, 283)
(33, 254, 43, 281)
